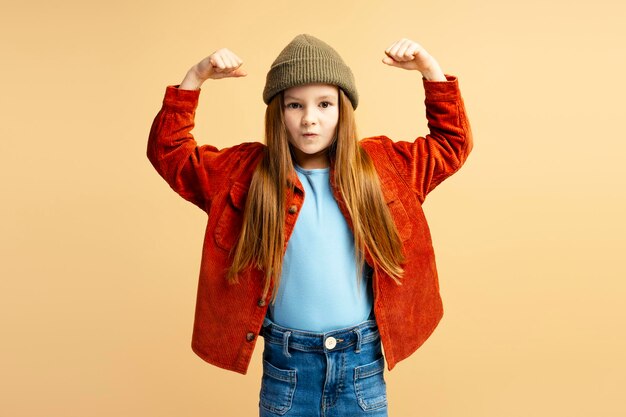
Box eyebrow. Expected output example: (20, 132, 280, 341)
(284, 95, 337, 101)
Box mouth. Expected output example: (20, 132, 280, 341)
(303, 133, 318, 137)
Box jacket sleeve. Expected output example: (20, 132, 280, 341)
(375, 74, 473, 203)
(147, 85, 249, 212)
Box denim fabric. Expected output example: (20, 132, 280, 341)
(259, 316, 388, 417)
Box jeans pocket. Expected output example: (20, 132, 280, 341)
(354, 356, 388, 411)
(260, 359, 297, 415)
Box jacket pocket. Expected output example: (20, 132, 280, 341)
(381, 179, 413, 242)
(260, 359, 297, 415)
(354, 356, 388, 411)
(214, 181, 248, 252)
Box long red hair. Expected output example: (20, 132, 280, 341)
(227, 88, 405, 301)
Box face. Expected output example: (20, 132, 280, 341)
(282, 83, 339, 169)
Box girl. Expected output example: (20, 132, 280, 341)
(148, 34, 472, 416)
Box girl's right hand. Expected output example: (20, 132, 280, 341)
(194, 48, 248, 80)
(180, 48, 247, 90)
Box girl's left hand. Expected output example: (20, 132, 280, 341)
(382, 38, 446, 81)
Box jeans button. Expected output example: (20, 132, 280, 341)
(325, 336, 337, 350)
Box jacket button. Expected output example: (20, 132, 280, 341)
(246, 332, 255, 341)
(257, 298, 266, 307)
(288, 205, 298, 214)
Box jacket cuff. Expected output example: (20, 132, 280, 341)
(422, 74, 459, 101)
(163, 85, 201, 111)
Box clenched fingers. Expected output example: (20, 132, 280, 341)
(385, 38, 422, 62)
(204, 48, 247, 79)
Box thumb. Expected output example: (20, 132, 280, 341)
(382, 56, 397, 66)
(231, 68, 248, 77)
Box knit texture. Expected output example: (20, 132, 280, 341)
(263, 34, 359, 109)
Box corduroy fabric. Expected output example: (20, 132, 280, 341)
(263, 34, 359, 109)
(147, 75, 472, 375)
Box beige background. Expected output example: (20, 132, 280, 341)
(2, 0, 625, 416)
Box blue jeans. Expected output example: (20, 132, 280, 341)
(259, 315, 388, 417)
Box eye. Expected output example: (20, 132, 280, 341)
(319, 101, 333, 108)
(285, 102, 301, 109)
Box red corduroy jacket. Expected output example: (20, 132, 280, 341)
(147, 74, 472, 374)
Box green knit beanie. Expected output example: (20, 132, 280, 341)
(263, 34, 359, 109)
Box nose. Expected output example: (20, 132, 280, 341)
(302, 108, 316, 126)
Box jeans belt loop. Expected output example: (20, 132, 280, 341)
(282, 331, 292, 358)
(354, 328, 362, 353)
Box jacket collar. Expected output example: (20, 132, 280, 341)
(287, 158, 337, 195)
(287, 170, 304, 194)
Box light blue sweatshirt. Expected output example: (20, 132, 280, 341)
(268, 164, 374, 332)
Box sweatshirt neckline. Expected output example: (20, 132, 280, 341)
(295, 164, 330, 175)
